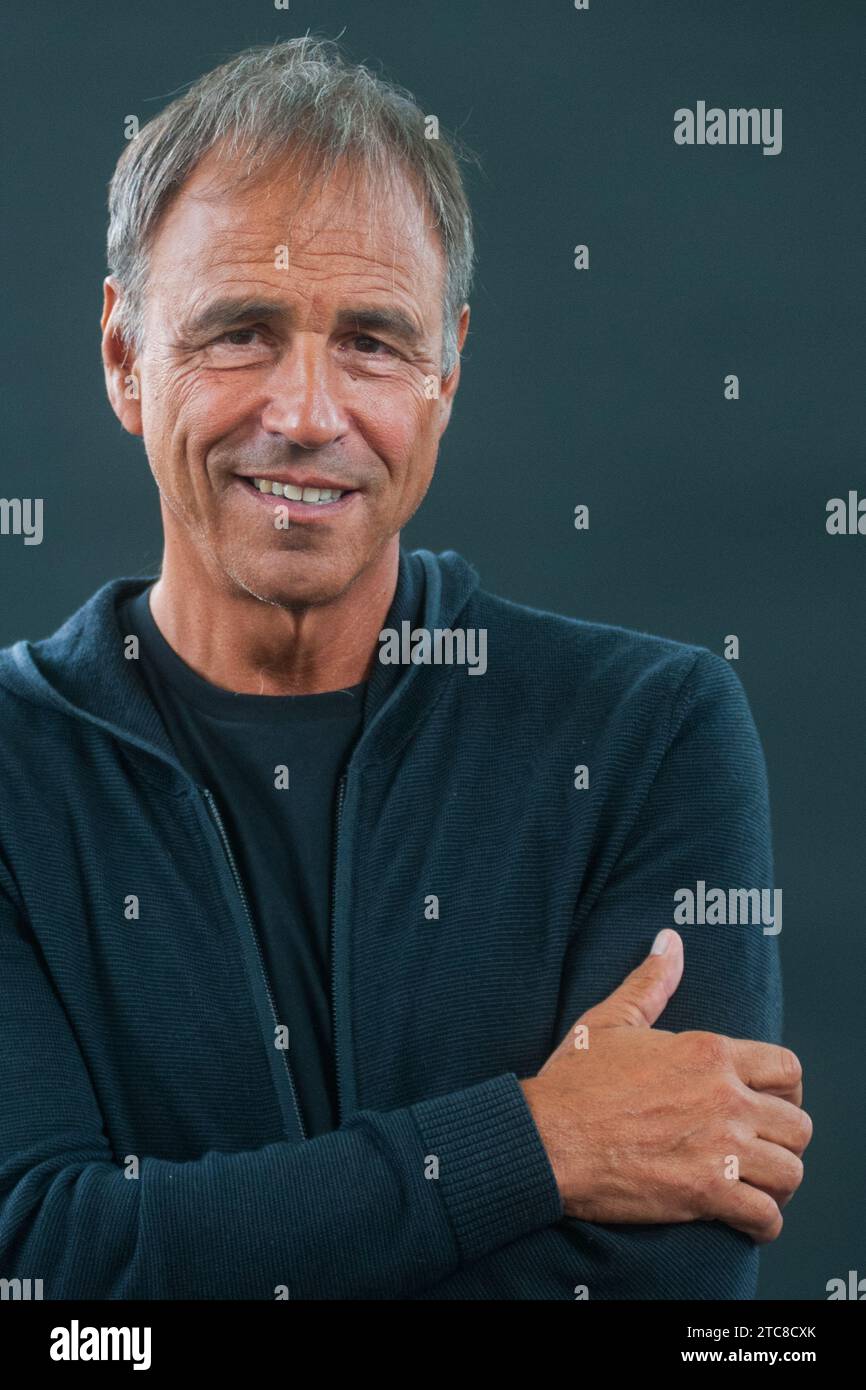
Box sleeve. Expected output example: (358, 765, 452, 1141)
(0, 887, 562, 1300)
(415, 649, 783, 1300)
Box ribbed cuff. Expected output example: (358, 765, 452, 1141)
(408, 1072, 563, 1265)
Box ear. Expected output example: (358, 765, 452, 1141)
(436, 303, 470, 438)
(101, 276, 143, 436)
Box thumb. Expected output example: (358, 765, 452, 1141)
(579, 929, 684, 1029)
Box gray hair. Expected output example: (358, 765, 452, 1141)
(106, 35, 478, 376)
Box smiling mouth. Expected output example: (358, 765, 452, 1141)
(244, 476, 352, 506)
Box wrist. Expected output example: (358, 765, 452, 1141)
(519, 1077, 569, 1205)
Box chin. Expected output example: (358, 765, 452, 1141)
(230, 552, 360, 611)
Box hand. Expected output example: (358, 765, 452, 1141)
(520, 929, 812, 1243)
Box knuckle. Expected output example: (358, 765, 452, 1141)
(685, 1030, 729, 1068)
(720, 1121, 751, 1156)
(684, 1163, 716, 1218)
(778, 1046, 803, 1087)
(796, 1107, 814, 1149)
(708, 1077, 744, 1114)
(617, 995, 649, 1029)
(755, 1191, 783, 1241)
(785, 1153, 805, 1193)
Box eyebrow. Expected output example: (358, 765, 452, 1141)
(181, 297, 424, 348)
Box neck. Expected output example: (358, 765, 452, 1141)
(148, 534, 400, 696)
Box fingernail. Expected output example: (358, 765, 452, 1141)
(651, 929, 670, 956)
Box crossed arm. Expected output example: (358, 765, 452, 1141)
(418, 652, 794, 1299)
(0, 655, 805, 1299)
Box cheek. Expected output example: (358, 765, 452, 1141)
(359, 383, 438, 474)
(145, 374, 232, 482)
(139, 364, 193, 453)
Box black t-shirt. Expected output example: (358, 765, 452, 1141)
(118, 586, 366, 1138)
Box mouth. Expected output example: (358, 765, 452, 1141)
(235, 474, 359, 521)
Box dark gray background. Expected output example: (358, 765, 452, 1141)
(2, 0, 863, 1300)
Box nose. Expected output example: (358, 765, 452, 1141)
(259, 332, 350, 449)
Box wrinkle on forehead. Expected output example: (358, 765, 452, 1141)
(148, 141, 445, 307)
(179, 140, 436, 261)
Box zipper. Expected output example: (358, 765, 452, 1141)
(330, 772, 347, 1124)
(201, 786, 307, 1142)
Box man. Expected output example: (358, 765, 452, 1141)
(0, 36, 810, 1300)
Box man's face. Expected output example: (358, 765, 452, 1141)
(105, 146, 466, 607)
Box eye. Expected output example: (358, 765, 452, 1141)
(349, 335, 396, 357)
(216, 328, 263, 347)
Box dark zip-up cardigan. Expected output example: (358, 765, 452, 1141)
(0, 547, 781, 1299)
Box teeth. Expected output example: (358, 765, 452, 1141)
(252, 479, 344, 504)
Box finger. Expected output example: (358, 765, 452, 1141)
(718, 1182, 783, 1244)
(730, 1039, 803, 1105)
(734, 1137, 805, 1209)
(748, 1089, 814, 1156)
(577, 928, 684, 1030)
